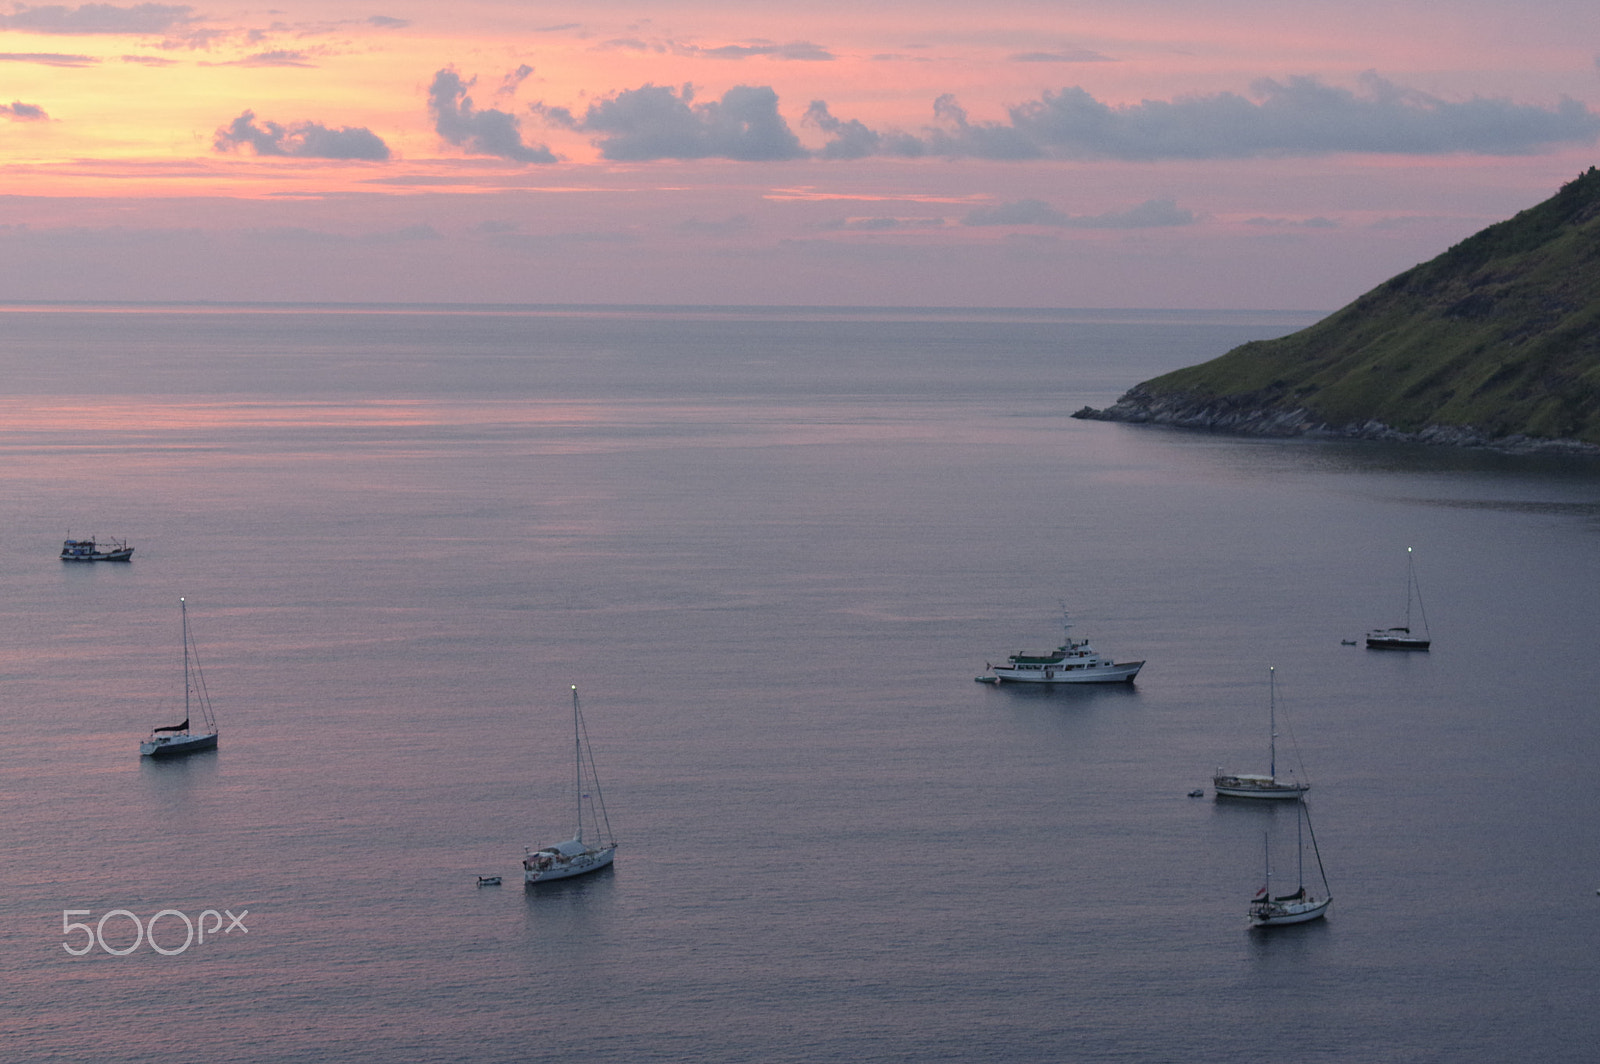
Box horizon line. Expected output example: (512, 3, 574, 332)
(0, 300, 1329, 320)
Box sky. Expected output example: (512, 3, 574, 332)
(1, 0, 1598, 308)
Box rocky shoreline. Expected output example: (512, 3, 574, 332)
(1071, 387, 1600, 457)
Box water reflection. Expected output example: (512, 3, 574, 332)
(980, 681, 1143, 705)
(138, 747, 220, 813)
(1119, 423, 1600, 494)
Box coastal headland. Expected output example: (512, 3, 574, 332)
(1075, 168, 1600, 454)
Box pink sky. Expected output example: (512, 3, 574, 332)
(2, 1, 1597, 308)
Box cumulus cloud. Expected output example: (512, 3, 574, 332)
(0, 3, 198, 34)
(1012, 73, 1600, 159)
(997, 75, 1584, 159)
(0, 51, 97, 65)
(963, 198, 1195, 228)
(213, 110, 391, 160)
(804, 100, 923, 160)
(543, 82, 806, 161)
(428, 68, 557, 163)
(496, 63, 533, 98)
(921, 94, 1043, 160)
(811, 72, 1600, 161)
(502, 69, 1600, 168)
(2, 99, 49, 119)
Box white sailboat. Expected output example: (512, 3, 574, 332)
(1366, 546, 1431, 650)
(524, 685, 617, 884)
(1213, 667, 1309, 799)
(140, 597, 220, 758)
(1248, 801, 1332, 927)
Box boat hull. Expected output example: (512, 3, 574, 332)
(989, 660, 1143, 684)
(61, 547, 133, 562)
(1214, 775, 1309, 800)
(140, 732, 218, 758)
(523, 845, 616, 884)
(1250, 896, 1331, 926)
(1365, 634, 1430, 650)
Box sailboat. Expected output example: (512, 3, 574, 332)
(1213, 667, 1309, 799)
(1366, 546, 1431, 650)
(139, 597, 220, 758)
(523, 685, 617, 884)
(1248, 801, 1332, 927)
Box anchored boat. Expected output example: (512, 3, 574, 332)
(61, 535, 133, 562)
(524, 686, 617, 884)
(1248, 802, 1332, 927)
(977, 612, 1144, 684)
(1213, 667, 1310, 800)
(1366, 546, 1431, 650)
(140, 598, 220, 758)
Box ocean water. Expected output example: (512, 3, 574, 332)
(1, 305, 1597, 1062)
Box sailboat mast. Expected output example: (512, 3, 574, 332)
(1268, 666, 1277, 780)
(1404, 546, 1415, 630)
(1296, 802, 1305, 892)
(181, 597, 190, 724)
(572, 685, 583, 843)
(1305, 803, 1331, 894)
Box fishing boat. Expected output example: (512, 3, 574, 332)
(140, 598, 220, 758)
(60, 535, 134, 562)
(977, 612, 1144, 684)
(1366, 546, 1431, 650)
(1249, 802, 1332, 927)
(524, 686, 617, 884)
(1213, 667, 1309, 799)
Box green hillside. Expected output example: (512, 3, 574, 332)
(1097, 167, 1600, 446)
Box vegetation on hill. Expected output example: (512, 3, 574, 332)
(1088, 167, 1600, 446)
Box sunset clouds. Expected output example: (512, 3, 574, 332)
(428, 68, 556, 163)
(0, 3, 198, 35)
(213, 110, 391, 160)
(541, 83, 808, 161)
(3, 1, 1599, 307)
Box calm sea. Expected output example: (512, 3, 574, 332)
(1, 305, 1596, 1063)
